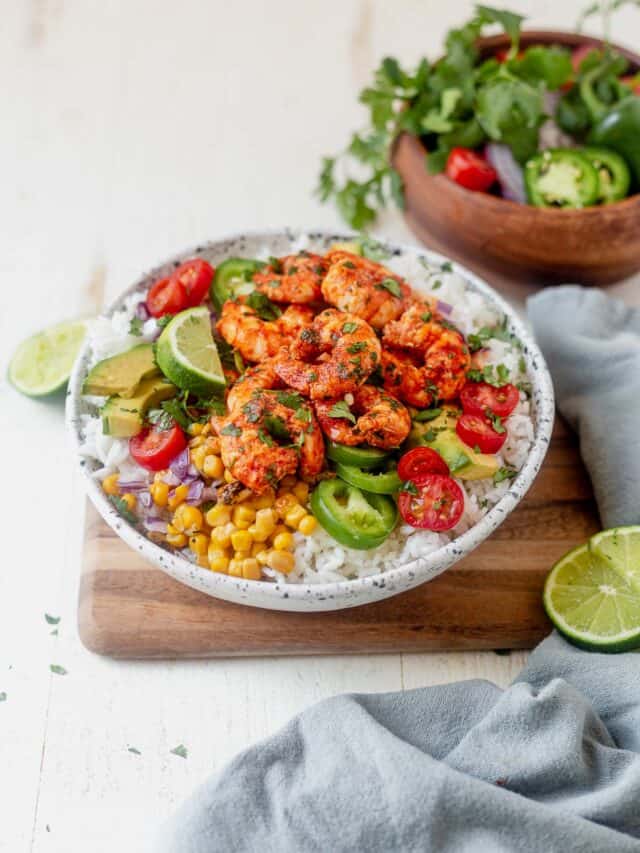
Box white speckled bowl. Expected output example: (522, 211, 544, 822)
(67, 229, 554, 612)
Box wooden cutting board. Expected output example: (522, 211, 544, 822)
(78, 418, 599, 658)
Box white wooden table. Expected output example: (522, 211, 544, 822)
(2, 2, 640, 850)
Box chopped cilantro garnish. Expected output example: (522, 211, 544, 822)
(129, 316, 143, 336)
(376, 277, 401, 297)
(342, 322, 358, 334)
(401, 480, 419, 496)
(431, 280, 442, 290)
(441, 261, 453, 272)
(108, 494, 138, 526)
(347, 341, 367, 354)
(494, 466, 517, 485)
(413, 407, 442, 422)
(246, 291, 282, 321)
(221, 423, 241, 437)
(263, 414, 291, 443)
(328, 400, 356, 424)
(342, 260, 356, 269)
(156, 314, 174, 330)
(466, 364, 510, 388)
(486, 409, 506, 434)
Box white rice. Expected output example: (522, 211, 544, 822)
(78, 249, 534, 584)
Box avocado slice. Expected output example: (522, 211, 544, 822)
(406, 405, 461, 449)
(83, 344, 159, 398)
(101, 377, 177, 438)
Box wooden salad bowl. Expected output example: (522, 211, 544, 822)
(392, 31, 640, 285)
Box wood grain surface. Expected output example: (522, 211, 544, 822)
(78, 418, 599, 659)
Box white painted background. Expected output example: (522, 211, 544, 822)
(2, 1, 640, 850)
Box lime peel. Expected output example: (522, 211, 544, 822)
(8, 319, 87, 397)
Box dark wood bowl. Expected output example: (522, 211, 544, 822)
(392, 31, 640, 285)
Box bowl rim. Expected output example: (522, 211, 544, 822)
(401, 27, 640, 216)
(66, 228, 555, 606)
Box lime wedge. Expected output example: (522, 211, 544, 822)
(8, 319, 87, 397)
(544, 536, 640, 652)
(155, 306, 226, 398)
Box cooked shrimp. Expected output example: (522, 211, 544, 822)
(217, 298, 313, 363)
(213, 363, 324, 493)
(253, 252, 328, 304)
(320, 251, 411, 330)
(382, 299, 442, 351)
(381, 348, 435, 409)
(314, 386, 410, 449)
(274, 309, 381, 400)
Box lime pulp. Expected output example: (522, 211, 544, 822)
(155, 306, 226, 398)
(8, 318, 87, 397)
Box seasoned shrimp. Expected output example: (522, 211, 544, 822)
(213, 361, 324, 493)
(274, 309, 381, 400)
(253, 252, 328, 304)
(381, 299, 442, 351)
(380, 348, 434, 409)
(320, 251, 411, 330)
(217, 298, 313, 363)
(314, 386, 410, 449)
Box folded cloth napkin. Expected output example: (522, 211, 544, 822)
(156, 286, 640, 853)
(528, 285, 640, 528)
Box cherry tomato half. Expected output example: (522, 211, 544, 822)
(621, 75, 640, 95)
(398, 473, 464, 532)
(129, 423, 187, 471)
(456, 413, 506, 454)
(146, 277, 188, 318)
(397, 447, 449, 482)
(445, 147, 497, 193)
(460, 381, 520, 419)
(172, 259, 215, 308)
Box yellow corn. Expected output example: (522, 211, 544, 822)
(121, 493, 137, 512)
(233, 549, 250, 561)
(252, 491, 275, 509)
(284, 504, 307, 530)
(230, 529, 252, 552)
(248, 508, 276, 542)
(149, 480, 169, 507)
(251, 542, 264, 557)
(188, 533, 208, 556)
(273, 531, 294, 551)
(197, 554, 209, 569)
(203, 455, 224, 480)
(224, 469, 235, 484)
(188, 434, 206, 449)
(298, 514, 318, 536)
(167, 484, 189, 510)
(232, 505, 255, 529)
(166, 524, 187, 548)
(275, 493, 299, 518)
(208, 547, 230, 573)
(172, 504, 203, 534)
(228, 558, 243, 577)
(255, 549, 270, 565)
(102, 473, 120, 496)
(189, 422, 205, 436)
(210, 522, 234, 549)
(266, 550, 295, 574)
(205, 504, 232, 527)
(241, 558, 261, 580)
(190, 444, 208, 471)
(293, 481, 309, 503)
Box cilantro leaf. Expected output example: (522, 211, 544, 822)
(245, 291, 282, 321)
(221, 423, 241, 437)
(328, 401, 356, 424)
(50, 665, 67, 676)
(376, 277, 402, 297)
(129, 316, 144, 336)
(170, 744, 188, 759)
(487, 409, 507, 434)
(108, 494, 138, 526)
(413, 407, 442, 422)
(494, 466, 517, 485)
(45, 614, 60, 626)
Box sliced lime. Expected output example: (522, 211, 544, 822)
(8, 319, 87, 397)
(590, 526, 640, 590)
(155, 306, 226, 398)
(544, 537, 640, 652)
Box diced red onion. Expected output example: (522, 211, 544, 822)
(117, 477, 150, 493)
(143, 518, 167, 534)
(186, 480, 205, 504)
(201, 485, 218, 502)
(484, 143, 527, 204)
(169, 448, 190, 479)
(136, 302, 151, 321)
(162, 470, 181, 487)
(436, 300, 453, 315)
(138, 491, 152, 509)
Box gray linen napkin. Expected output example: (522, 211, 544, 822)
(156, 286, 640, 853)
(528, 285, 640, 528)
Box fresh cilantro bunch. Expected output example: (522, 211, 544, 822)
(317, 4, 578, 228)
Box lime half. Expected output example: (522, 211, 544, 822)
(155, 306, 225, 398)
(544, 534, 640, 652)
(8, 319, 87, 397)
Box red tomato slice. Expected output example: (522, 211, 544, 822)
(129, 424, 187, 471)
(398, 473, 464, 531)
(397, 447, 449, 482)
(445, 147, 497, 193)
(172, 259, 215, 308)
(146, 277, 188, 318)
(460, 381, 519, 419)
(456, 413, 506, 454)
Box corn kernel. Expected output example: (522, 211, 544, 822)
(189, 422, 205, 436)
(224, 469, 235, 484)
(206, 504, 232, 527)
(188, 434, 206, 449)
(293, 481, 309, 503)
(230, 529, 252, 552)
(273, 531, 294, 551)
(242, 558, 262, 580)
(228, 558, 243, 577)
(204, 433, 219, 451)
(173, 504, 203, 533)
(210, 522, 234, 549)
(197, 554, 209, 568)
(252, 491, 275, 509)
(166, 526, 187, 548)
(168, 484, 189, 510)
(232, 505, 255, 529)
(102, 473, 120, 496)
(233, 549, 250, 561)
(298, 514, 318, 536)
(284, 504, 307, 530)
(248, 508, 276, 542)
(149, 480, 169, 507)
(266, 550, 295, 574)
(190, 445, 208, 471)
(255, 549, 270, 565)
(275, 493, 299, 518)
(251, 542, 264, 557)
(188, 533, 208, 556)
(208, 547, 230, 573)
(121, 493, 137, 512)
(203, 455, 224, 479)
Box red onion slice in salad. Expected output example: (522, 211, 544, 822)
(484, 143, 526, 204)
(436, 299, 453, 315)
(169, 448, 190, 480)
